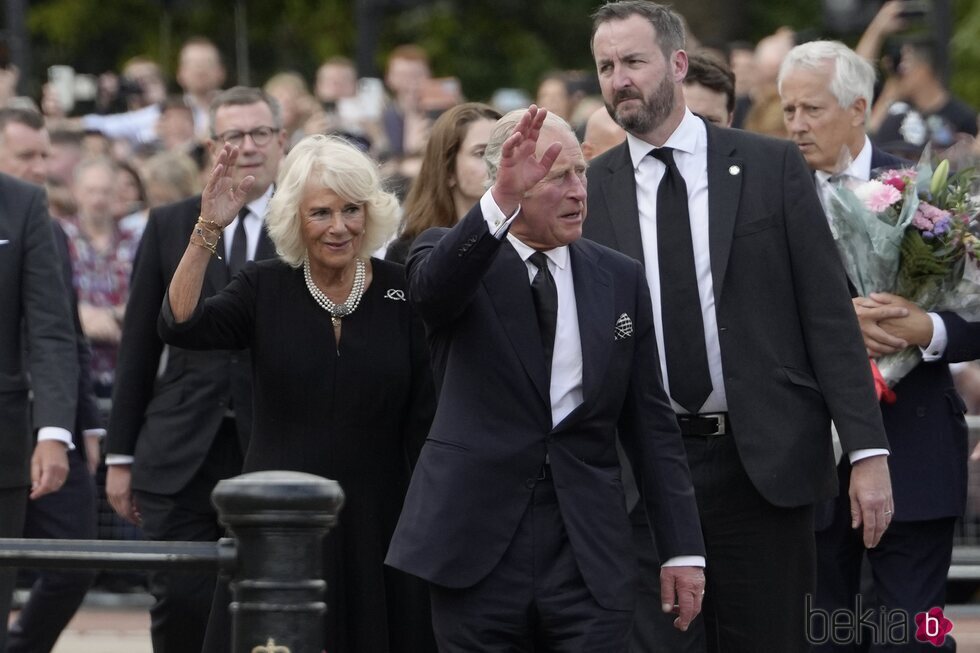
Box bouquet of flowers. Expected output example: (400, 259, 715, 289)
(827, 154, 980, 388)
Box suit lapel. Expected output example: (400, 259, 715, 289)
(705, 124, 744, 304)
(570, 242, 612, 410)
(483, 242, 551, 405)
(600, 144, 645, 264)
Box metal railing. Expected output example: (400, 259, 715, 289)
(949, 416, 980, 580)
(0, 470, 344, 653)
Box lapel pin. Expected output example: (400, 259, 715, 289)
(729, 165, 741, 176)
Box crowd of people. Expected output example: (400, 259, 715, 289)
(1, 0, 979, 651)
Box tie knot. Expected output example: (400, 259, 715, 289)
(648, 147, 676, 167)
(529, 252, 550, 272)
(238, 206, 251, 222)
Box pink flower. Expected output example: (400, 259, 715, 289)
(854, 180, 902, 212)
(918, 202, 950, 223)
(878, 168, 916, 192)
(912, 214, 933, 231)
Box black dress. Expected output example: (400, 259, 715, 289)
(160, 257, 435, 653)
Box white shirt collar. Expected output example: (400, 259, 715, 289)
(241, 184, 274, 221)
(814, 135, 873, 184)
(506, 234, 570, 271)
(626, 108, 701, 171)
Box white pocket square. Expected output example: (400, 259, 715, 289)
(0, 240, 9, 245)
(615, 313, 633, 340)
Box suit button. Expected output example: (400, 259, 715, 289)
(524, 478, 536, 489)
(916, 406, 927, 417)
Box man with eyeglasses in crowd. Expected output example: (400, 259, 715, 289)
(104, 86, 285, 653)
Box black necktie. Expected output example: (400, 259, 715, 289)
(651, 147, 712, 413)
(528, 252, 558, 370)
(228, 207, 249, 278)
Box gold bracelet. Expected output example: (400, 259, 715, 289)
(194, 223, 219, 242)
(197, 215, 222, 232)
(190, 232, 221, 259)
(190, 238, 218, 257)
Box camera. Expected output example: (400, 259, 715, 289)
(47, 65, 97, 113)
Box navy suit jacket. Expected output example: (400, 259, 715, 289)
(386, 205, 704, 611)
(584, 121, 890, 508)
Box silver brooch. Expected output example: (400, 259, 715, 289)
(384, 289, 407, 301)
(728, 165, 741, 176)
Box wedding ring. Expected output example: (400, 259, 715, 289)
(884, 510, 893, 515)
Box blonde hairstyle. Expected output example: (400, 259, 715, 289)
(265, 134, 400, 267)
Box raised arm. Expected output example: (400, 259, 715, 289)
(168, 144, 254, 322)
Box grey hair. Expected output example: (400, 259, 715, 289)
(778, 40, 876, 120)
(590, 1, 686, 58)
(208, 86, 283, 137)
(484, 109, 576, 185)
(264, 134, 400, 267)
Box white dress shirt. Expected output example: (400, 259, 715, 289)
(479, 191, 584, 426)
(627, 109, 727, 414)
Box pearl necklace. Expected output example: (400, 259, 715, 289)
(303, 258, 366, 328)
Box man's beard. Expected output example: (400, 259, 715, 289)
(606, 74, 675, 135)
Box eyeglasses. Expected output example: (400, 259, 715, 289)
(212, 126, 280, 147)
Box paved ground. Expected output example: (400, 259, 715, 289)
(14, 596, 980, 652)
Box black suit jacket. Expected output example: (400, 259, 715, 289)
(584, 121, 889, 507)
(386, 205, 704, 611)
(0, 173, 77, 488)
(106, 195, 276, 495)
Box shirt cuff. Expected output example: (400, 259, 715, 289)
(480, 189, 521, 239)
(920, 313, 947, 361)
(83, 428, 107, 439)
(105, 454, 135, 465)
(662, 555, 706, 568)
(848, 448, 889, 464)
(37, 427, 75, 450)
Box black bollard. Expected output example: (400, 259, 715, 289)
(211, 471, 344, 653)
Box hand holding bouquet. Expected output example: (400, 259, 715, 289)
(827, 153, 980, 387)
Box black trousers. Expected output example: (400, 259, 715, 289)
(815, 465, 956, 652)
(629, 501, 706, 653)
(429, 470, 632, 653)
(134, 418, 243, 653)
(636, 432, 814, 653)
(6, 447, 97, 653)
(0, 487, 28, 650)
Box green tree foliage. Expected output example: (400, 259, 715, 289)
(951, 0, 980, 109)
(15, 0, 980, 110)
